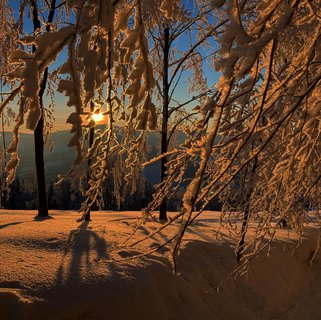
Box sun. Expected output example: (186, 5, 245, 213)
(91, 112, 104, 123)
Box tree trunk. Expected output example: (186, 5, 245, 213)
(84, 103, 95, 221)
(34, 94, 48, 217)
(31, 0, 56, 217)
(1, 81, 7, 208)
(159, 27, 170, 221)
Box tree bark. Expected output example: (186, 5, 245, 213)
(159, 27, 170, 221)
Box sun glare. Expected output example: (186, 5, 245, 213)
(91, 113, 104, 123)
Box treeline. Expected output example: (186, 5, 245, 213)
(5, 175, 152, 211)
(5, 174, 222, 212)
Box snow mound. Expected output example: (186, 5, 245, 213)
(1, 210, 321, 320)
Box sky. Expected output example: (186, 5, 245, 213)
(4, 0, 220, 133)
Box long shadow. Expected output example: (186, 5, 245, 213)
(186, 226, 227, 242)
(0, 222, 23, 230)
(109, 217, 138, 223)
(56, 221, 117, 288)
(138, 225, 169, 244)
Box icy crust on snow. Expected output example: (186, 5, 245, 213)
(1, 210, 321, 320)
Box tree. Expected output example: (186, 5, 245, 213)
(0, 1, 161, 221)
(165, 0, 321, 271)
(56, 178, 72, 209)
(47, 180, 57, 209)
(84, 101, 95, 220)
(142, 1, 219, 220)
(0, 0, 17, 208)
(30, 0, 59, 218)
(119, 0, 321, 273)
(0, 0, 62, 216)
(6, 175, 27, 209)
(75, 0, 158, 220)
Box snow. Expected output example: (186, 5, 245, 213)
(160, 0, 174, 20)
(1, 210, 321, 319)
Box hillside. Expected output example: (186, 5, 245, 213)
(1, 210, 321, 320)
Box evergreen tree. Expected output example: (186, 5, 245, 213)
(6, 176, 26, 209)
(48, 181, 57, 209)
(55, 179, 72, 210)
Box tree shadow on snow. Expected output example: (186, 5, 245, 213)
(56, 220, 117, 288)
(0, 222, 24, 230)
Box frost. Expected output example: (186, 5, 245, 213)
(200, 96, 217, 116)
(6, 155, 19, 183)
(160, 0, 174, 20)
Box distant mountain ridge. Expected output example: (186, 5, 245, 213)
(1, 129, 186, 184)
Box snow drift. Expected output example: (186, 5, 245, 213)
(1, 210, 321, 320)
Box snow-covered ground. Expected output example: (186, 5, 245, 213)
(1, 210, 321, 320)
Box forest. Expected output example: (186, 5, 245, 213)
(1, 0, 321, 319)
